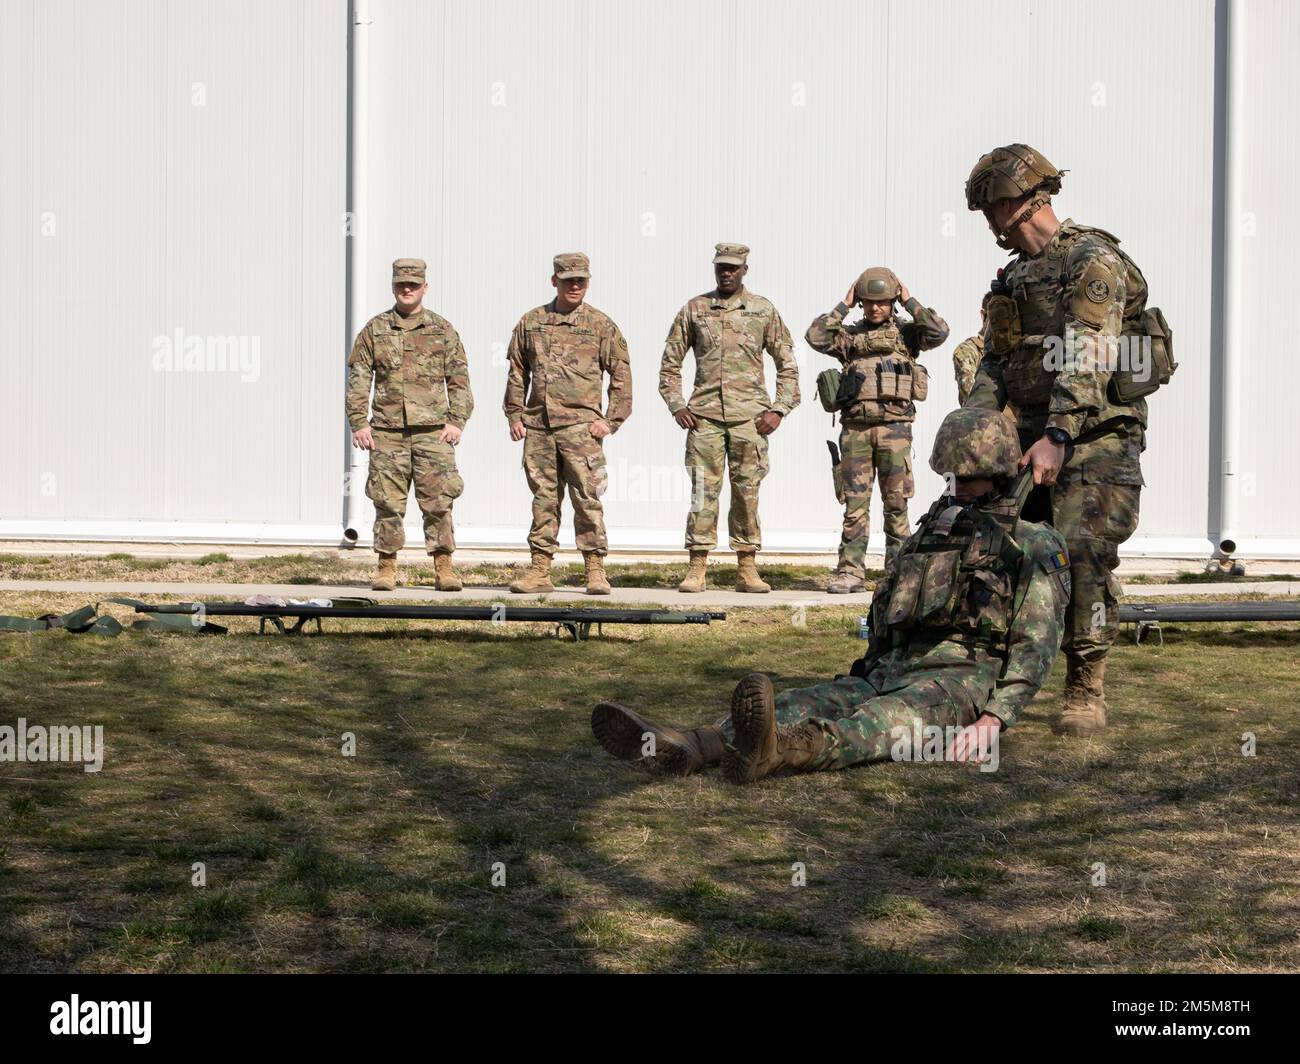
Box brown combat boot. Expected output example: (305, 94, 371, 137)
(735, 550, 771, 593)
(509, 552, 554, 594)
(1059, 655, 1108, 736)
(590, 702, 725, 776)
(371, 552, 397, 591)
(677, 550, 708, 593)
(432, 551, 462, 592)
(826, 566, 867, 594)
(583, 551, 611, 595)
(723, 673, 826, 783)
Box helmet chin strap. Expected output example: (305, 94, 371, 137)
(989, 191, 1051, 250)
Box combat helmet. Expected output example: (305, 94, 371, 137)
(966, 144, 1065, 248)
(929, 408, 1021, 480)
(853, 266, 901, 305)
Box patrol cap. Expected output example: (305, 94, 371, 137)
(713, 243, 750, 266)
(854, 266, 901, 304)
(553, 252, 591, 279)
(392, 258, 427, 284)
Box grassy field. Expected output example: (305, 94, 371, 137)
(1, 589, 1298, 973)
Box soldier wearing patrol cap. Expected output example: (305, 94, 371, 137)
(503, 252, 632, 595)
(806, 267, 949, 591)
(347, 258, 474, 592)
(659, 243, 801, 594)
(964, 143, 1173, 736)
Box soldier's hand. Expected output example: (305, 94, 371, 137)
(439, 425, 462, 446)
(755, 410, 782, 436)
(844, 283, 857, 307)
(509, 421, 527, 442)
(898, 282, 911, 304)
(949, 713, 1002, 765)
(674, 409, 699, 430)
(589, 419, 612, 439)
(352, 427, 374, 451)
(1021, 435, 1066, 486)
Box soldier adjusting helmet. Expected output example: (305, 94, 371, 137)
(853, 266, 901, 305)
(964, 143, 1063, 212)
(929, 408, 1022, 479)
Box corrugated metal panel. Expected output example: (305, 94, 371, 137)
(2, 0, 1295, 556)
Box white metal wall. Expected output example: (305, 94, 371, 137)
(2, 0, 1296, 557)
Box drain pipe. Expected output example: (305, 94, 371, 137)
(1214, 0, 1245, 567)
(341, 0, 371, 548)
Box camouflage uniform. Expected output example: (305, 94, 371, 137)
(719, 411, 1069, 771)
(953, 332, 984, 406)
(660, 279, 800, 551)
(806, 293, 948, 572)
(346, 284, 474, 555)
(503, 289, 631, 557)
(965, 218, 1147, 665)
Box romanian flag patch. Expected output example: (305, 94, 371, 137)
(1047, 550, 1070, 570)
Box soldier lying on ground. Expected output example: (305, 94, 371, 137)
(591, 409, 1071, 783)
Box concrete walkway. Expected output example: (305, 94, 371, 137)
(2, 577, 1297, 607)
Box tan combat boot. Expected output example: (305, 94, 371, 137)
(371, 552, 397, 592)
(735, 550, 771, 593)
(583, 551, 611, 595)
(723, 672, 826, 783)
(826, 565, 867, 594)
(432, 551, 462, 592)
(1059, 655, 1108, 736)
(509, 552, 554, 594)
(677, 550, 708, 593)
(590, 702, 725, 776)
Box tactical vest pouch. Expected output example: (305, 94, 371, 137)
(983, 292, 1022, 356)
(910, 362, 929, 402)
(817, 367, 843, 412)
(885, 549, 963, 630)
(1004, 339, 1056, 408)
(1109, 306, 1176, 403)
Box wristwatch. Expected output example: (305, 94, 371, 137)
(1044, 427, 1071, 446)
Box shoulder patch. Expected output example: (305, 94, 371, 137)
(1086, 278, 1110, 303)
(1069, 256, 1121, 328)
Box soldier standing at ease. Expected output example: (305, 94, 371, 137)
(504, 253, 632, 596)
(806, 268, 948, 592)
(964, 143, 1170, 736)
(952, 306, 987, 406)
(347, 258, 474, 592)
(659, 244, 800, 594)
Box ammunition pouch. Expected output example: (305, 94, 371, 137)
(983, 290, 1022, 356)
(845, 356, 928, 403)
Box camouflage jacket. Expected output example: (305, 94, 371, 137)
(952, 333, 984, 406)
(503, 300, 632, 432)
(852, 492, 1069, 729)
(346, 307, 474, 431)
(966, 219, 1148, 478)
(805, 299, 949, 424)
(659, 287, 800, 422)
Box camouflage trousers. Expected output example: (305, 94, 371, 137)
(1020, 428, 1142, 662)
(716, 674, 978, 772)
(523, 421, 609, 556)
(684, 416, 768, 551)
(837, 422, 914, 575)
(366, 426, 464, 554)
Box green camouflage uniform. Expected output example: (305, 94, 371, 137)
(953, 332, 984, 406)
(717, 489, 1070, 769)
(660, 287, 800, 551)
(503, 300, 632, 556)
(966, 219, 1146, 663)
(346, 306, 474, 554)
(805, 299, 949, 572)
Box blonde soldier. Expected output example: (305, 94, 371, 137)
(807, 268, 949, 592)
(347, 258, 474, 592)
(660, 243, 800, 594)
(504, 253, 632, 595)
